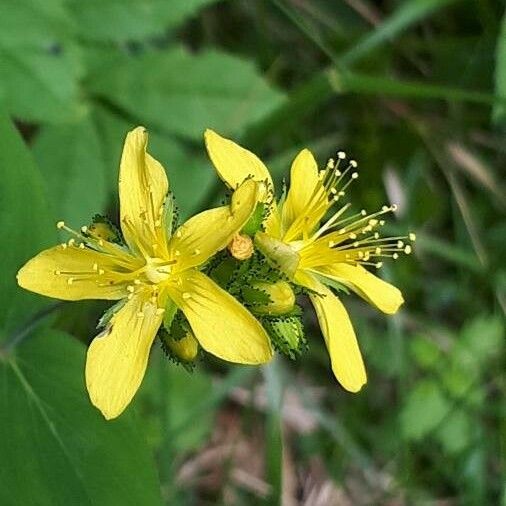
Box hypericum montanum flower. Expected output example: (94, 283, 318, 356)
(205, 130, 415, 392)
(17, 127, 273, 419)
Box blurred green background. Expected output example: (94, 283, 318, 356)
(0, 0, 504, 504)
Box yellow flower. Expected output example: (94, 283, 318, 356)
(205, 130, 415, 393)
(17, 127, 273, 420)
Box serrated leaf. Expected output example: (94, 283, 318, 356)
(33, 118, 109, 228)
(0, 112, 54, 342)
(0, 330, 162, 506)
(0, 0, 84, 122)
(69, 0, 221, 42)
(89, 47, 285, 140)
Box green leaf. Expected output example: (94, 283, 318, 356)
(493, 10, 506, 125)
(0, 0, 85, 122)
(401, 380, 450, 440)
(89, 47, 285, 140)
(0, 330, 162, 506)
(33, 118, 109, 228)
(340, 0, 461, 66)
(69, 0, 220, 42)
(0, 112, 54, 342)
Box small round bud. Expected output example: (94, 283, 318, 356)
(228, 233, 254, 261)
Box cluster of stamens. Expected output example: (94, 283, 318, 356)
(303, 151, 416, 270)
(53, 220, 177, 317)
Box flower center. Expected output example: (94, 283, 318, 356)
(144, 257, 174, 284)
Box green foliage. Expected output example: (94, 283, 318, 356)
(33, 120, 108, 227)
(0, 330, 162, 506)
(0, 112, 54, 342)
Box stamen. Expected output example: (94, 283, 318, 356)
(182, 292, 192, 300)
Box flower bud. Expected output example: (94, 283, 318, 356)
(165, 331, 199, 362)
(252, 280, 296, 315)
(228, 233, 254, 261)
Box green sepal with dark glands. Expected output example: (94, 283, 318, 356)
(89, 214, 125, 245)
(158, 311, 198, 371)
(261, 312, 307, 359)
(96, 298, 128, 330)
(164, 191, 179, 238)
(242, 202, 266, 236)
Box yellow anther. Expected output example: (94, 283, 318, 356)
(93, 263, 98, 271)
(351, 172, 359, 179)
(409, 233, 416, 241)
(134, 279, 142, 285)
(79, 243, 85, 249)
(350, 160, 358, 168)
(176, 230, 182, 238)
(127, 293, 134, 300)
(326, 158, 335, 169)
(404, 245, 412, 254)
(338, 190, 345, 196)
(127, 285, 135, 293)
(382, 205, 389, 212)
(397, 240, 404, 249)
(379, 220, 385, 226)
(54, 270, 61, 275)
(337, 151, 346, 159)
(391, 204, 398, 211)
(56, 221, 65, 229)
(67, 278, 74, 285)
(68, 239, 75, 246)
(361, 209, 367, 216)
(182, 292, 192, 300)
(61, 243, 67, 249)
(330, 188, 337, 194)
(374, 232, 380, 239)
(81, 226, 88, 233)
(98, 269, 105, 275)
(193, 248, 201, 255)
(376, 262, 383, 269)
(349, 233, 357, 240)
(393, 253, 399, 259)
(375, 247, 382, 255)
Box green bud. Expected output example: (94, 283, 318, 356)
(251, 280, 296, 315)
(262, 314, 305, 359)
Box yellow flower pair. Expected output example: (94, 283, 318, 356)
(18, 127, 413, 419)
(205, 130, 414, 392)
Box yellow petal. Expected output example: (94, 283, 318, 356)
(318, 263, 404, 314)
(298, 271, 366, 392)
(204, 129, 273, 190)
(85, 290, 163, 419)
(282, 149, 327, 241)
(16, 245, 137, 301)
(168, 179, 258, 271)
(119, 127, 169, 257)
(204, 129, 282, 238)
(167, 270, 273, 364)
